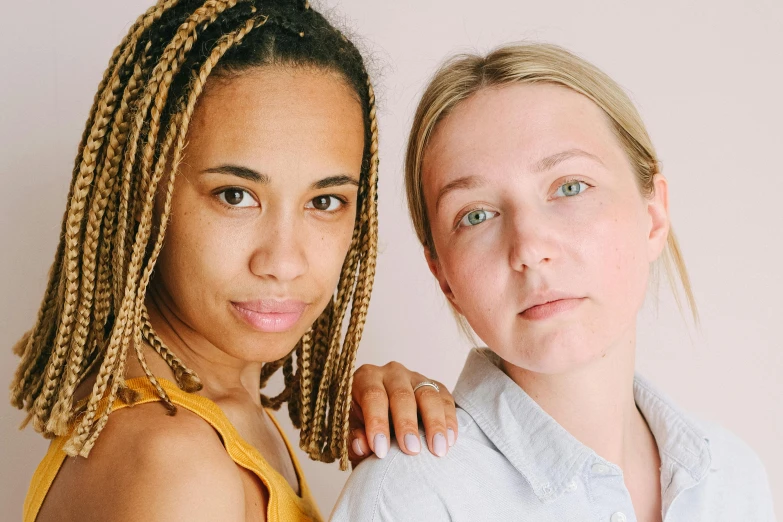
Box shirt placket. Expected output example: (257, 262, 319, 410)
(586, 459, 637, 522)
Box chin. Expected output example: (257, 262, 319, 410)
(236, 341, 299, 364)
(496, 327, 603, 375)
(214, 327, 303, 364)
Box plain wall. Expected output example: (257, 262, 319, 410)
(1, 0, 780, 517)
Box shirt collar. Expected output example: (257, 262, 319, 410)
(452, 349, 712, 504)
(633, 374, 712, 513)
(453, 349, 593, 502)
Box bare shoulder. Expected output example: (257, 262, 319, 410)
(106, 404, 248, 520)
(39, 402, 249, 522)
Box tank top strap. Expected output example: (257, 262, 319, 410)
(116, 377, 321, 521)
(23, 377, 322, 522)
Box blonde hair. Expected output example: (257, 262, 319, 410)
(405, 42, 697, 327)
(10, 0, 378, 470)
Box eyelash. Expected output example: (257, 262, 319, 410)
(453, 207, 496, 231)
(552, 178, 591, 198)
(213, 188, 350, 213)
(306, 195, 350, 213)
(451, 178, 591, 229)
(214, 187, 258, 209)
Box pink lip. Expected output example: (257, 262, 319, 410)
(231, 299, 307, 333)
(519, 294, 585, 321)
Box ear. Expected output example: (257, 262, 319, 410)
(646, 174, 670, 262)
(424, 247, 463, 315)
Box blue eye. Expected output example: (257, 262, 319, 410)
(459, 209, 498, 228)
(218, 188, 258, 207)
(554, 180, 589, 198)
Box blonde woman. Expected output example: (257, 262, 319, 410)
(11, 1, 460, 521)
(334, 43, 775, 521)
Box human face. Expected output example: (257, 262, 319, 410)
(423, 83, 669, 374)
(152, 67, 365, 364)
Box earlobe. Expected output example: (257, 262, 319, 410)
(647, 174, 670, 261)
(424, 248, 463, 315)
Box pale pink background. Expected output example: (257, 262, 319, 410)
(1, 0, 780, 517)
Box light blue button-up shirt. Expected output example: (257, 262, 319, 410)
(333, 349, 776, 521)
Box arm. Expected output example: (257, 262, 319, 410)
(114, 450, 249, 522)
(348, 361, 458, 466)
(62, 405, 252, 522)
(330, 442, 453, 522)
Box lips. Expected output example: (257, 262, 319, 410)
(231, 299, 307, 333)
(233, 299, 307, 314)
(519, 292, 585, 321)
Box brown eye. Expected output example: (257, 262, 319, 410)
(225, 189, 244, 205)
(218, 188, 257, 207)
(313, 196, 331, 210)
(307, 195, 343, 212)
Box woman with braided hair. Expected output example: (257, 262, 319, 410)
(11, 1, 459, 520)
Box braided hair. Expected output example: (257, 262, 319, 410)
(10, 0, 379, 470)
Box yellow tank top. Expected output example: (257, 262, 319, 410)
(23, 377, 322, 522)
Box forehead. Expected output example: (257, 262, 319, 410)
(423, 83, 618, 182)
(185, 67, 365, 170)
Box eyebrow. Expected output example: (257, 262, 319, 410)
(435, 175, 485, 213)
(311, 175, 360, 190)
(433, 148, 604, 213)
(202, 164, 269, 183)
(533, 148, 604, 172)
(202, 165, 359, 190)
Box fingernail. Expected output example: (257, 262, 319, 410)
(374, 433, 388, 459)
(433, 433, 447, 457)
(351, 438, 364, 457)
(447, 428, 456, 447)
(404, 433, 421, 454)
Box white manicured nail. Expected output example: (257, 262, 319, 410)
(434, 433, 447, 457)
(374, 433, 388, 459)
(352, 438, 364, 457)
(404, 433, 421, 453)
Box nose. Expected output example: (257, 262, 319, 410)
(507, 207, 556, 272)
(248, 213, 309, 282)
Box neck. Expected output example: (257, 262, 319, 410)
(502, 325, 655, 470)
(142, 284, 264, 406)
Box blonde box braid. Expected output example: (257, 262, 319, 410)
(10, 0, 379, 469)
(11, 1, 180, 425)
(71, 0, 246, 453)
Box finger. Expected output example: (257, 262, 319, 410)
(414, 380, 449, 457)
(383, 368, 423, 455)
(352, 364, 391, 459)
(439, 385, 459, 448)
(348, 427, 371, 467)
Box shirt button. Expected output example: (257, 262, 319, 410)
(610, 512, 627, 522)
(591, 463, 611, 475)
(566, 480, 578, 492)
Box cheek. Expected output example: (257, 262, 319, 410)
(156, 193, 250, 308)
(308, 218, 355, 295)
(581, 202, 650, 310)
(438, 230, 507, 319)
